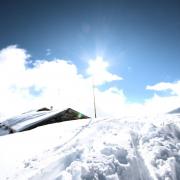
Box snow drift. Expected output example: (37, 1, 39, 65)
(0, 114, 180, 179)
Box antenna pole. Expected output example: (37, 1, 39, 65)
(92, 78, 97, 118)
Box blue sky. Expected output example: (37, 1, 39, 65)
(0, 0, 180, 116)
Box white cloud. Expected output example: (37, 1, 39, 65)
(87, 56, 123, 85)
(143, 94, 180, 114)
(95, 87, 126, 117)
(146, 81, 180, 95)
(145, 81, 180, 113)
(0, 46, 126, 118)
(0, 45, 179, 119)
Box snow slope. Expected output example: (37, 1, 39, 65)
(0, 114, 180, 180)
(169, 107, 180, 114)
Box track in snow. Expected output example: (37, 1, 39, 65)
(130, 131, 153, 180)
(5, 117, 180, 180)
(23, 120, 155, 180)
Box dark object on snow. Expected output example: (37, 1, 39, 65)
(0, 108, 89, 136)
(168, 107, 180, 114)
(37, 107, 51, 112)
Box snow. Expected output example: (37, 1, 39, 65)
(2, 109, 61, 132)
(0, 114, 180, 179)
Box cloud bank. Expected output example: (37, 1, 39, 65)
(0, 45, 179, 118)
(145, 81, 180, 114)
(0, 46, 125, 118)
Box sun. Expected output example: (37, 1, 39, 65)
(87, 56, 109, 77)
(86, 56, 121, 86)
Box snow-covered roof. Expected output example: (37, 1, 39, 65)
(0, 108, 89, 134)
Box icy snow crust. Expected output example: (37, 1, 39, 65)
(0, 115, 180, 180)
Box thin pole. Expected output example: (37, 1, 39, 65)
(92, 78, 97, 118)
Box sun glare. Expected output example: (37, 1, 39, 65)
(87, 56, 109, 77)
(87, 56, 122, 85)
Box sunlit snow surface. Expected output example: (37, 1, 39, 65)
(0, 114, 180, 180)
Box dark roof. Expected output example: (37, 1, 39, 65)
(0, 108, 89, 135)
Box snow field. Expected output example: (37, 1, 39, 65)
(0, 115, 180, 180)
(140, 122, 180, 180)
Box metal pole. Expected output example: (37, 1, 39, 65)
(92, 78, 97, 118)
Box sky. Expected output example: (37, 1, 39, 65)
(0, 0, 180, 117)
